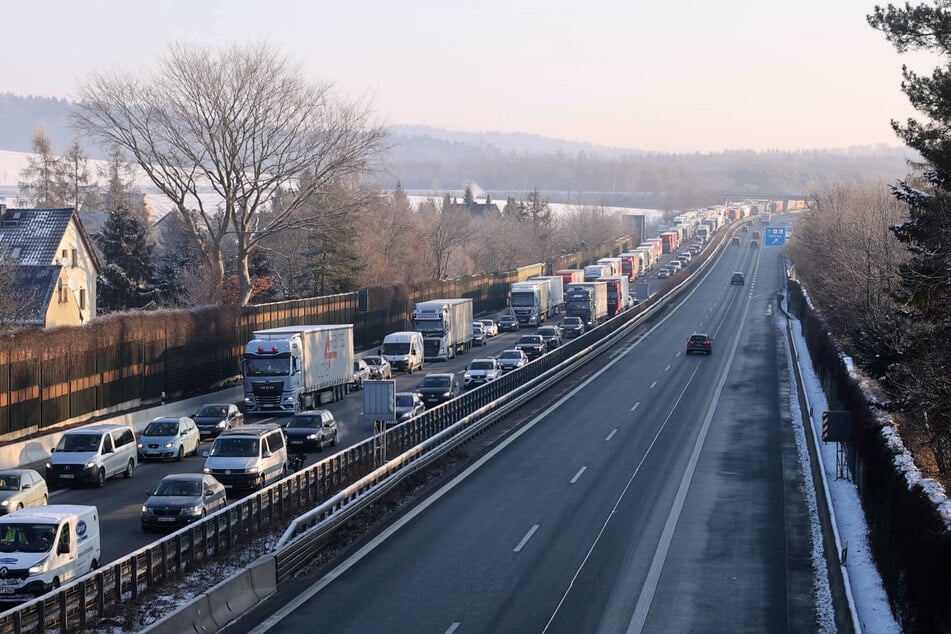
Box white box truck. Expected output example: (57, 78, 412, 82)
(509, 280, 550, 326)
(528, 276, 565, 315)
(597, 257, 623, 277)
(584, 264, 611, 282)
(412, 299, 474, 360)
(242, 324, 354, 414)
(0, 505, 100, 601)
(381, 331, 425, 373)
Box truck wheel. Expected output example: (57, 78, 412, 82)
(96, 469, 106, 488)
(90, 559, 99, 572)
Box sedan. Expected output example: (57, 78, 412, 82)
(141, 473, 227, 531)
(192, 403, 244, 440)
(496, 349, 529, 373)
(657, 268, 672, 279)
(478, 319, 499, 337)
(394, 392, 426, 424)
(283, 410, 338, 451)
(515, 334, 546, 360)
(416, 373, 460, 406)
(498, 315, 520, 332)
(351, 359, 371, 390)
(472, 323, 488, 346)
(686, 333, 713, 355)
(0, 469, 48, 515)
(364, 355, 393, 380)
(536, 325, 562, 351)
(138, 416, 201, 461)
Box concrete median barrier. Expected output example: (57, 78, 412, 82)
(248, 554, 277, 599)
(207, 568, 262, 628)
(141, 593, 216, 633)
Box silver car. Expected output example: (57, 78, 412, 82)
(0, 470, 48, 515)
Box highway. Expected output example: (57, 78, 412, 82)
(228, 216, 816, 633)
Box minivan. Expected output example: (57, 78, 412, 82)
(46, 424, 138, 488)
(203, 424, 288, 491)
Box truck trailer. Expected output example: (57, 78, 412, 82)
(618, 252, 641, 281)
(554, 269, 585, 286)
(412, 298, 474, 360)
(510, 280, 550, 325)
(599, 275, 630, 316)
(243, 324, 354, 414)
(596, 257, 623, 278)
(529, 276, 565, 315)
(565, 281, 609, 328)
(584, 264, 611, 282)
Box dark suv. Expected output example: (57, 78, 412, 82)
(515, 334, 546, 360)
(730, 272, 745, 285)
(686, 333, 712, 355)
(561, 316, 584, 338)
(415, 373, 460, 407)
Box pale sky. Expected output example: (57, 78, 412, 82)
(1, 0, 937, 153)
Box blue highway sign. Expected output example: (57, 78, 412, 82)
(765, 226, 786, 246)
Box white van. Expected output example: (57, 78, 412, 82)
(0, 505, 100, 600)
(203, 424, 288, 491)
(45, 424, 138, 488)
(381, 331, 425, 373)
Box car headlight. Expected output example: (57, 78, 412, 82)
(464, 373, 472, 380)
(306, 433, 318, 440)
(85, 461, 97, 469)
(28, 558, 49, 574)
(137, 442, 143, 449)
(441, 392, 451, 398)
(284, 396, 295, 402)
(183, 505, 204, 516)
(202, 467, 211, 474)
(163, 442, 175, 449)
(246, 466, 260, 474)
(0, 500, 8, 507)
(217, 421, 227, 428)
(141, 505, 151, 514)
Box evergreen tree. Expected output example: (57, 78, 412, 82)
(503, 196, 518, 217)
(525, 187, 552, 226)
(18, 128, 70, 207)
(463, 184, 475, 208)
(95, 205, 157, 312)
(869, 4, 951, 441)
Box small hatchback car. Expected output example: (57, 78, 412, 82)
(731, 272, 745, 285)
(686, 333, 713, 355)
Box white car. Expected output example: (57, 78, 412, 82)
(138, 416, 201, 461)
(496, 349, 529, 373)
(657, 268, 671, 279)
(478, 319, 499, 337)
(464, 358, 502, 388)
(0, 470, 48, 515)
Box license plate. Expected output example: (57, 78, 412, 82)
(146, 452, 160, 456)
(224, 484, 233, 489)
(158, 517, 176, 522)
(290, 440, 303, 445)
(59, 474, 74, 479)
(0, 588, 14, 594)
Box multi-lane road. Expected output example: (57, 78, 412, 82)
(219, 216, 817, 633)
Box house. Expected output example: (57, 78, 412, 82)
(447, 201, 502, 218)
(0, 205, 101, 328)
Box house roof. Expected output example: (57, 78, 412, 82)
(0, 265, 60, 326)
(0, 207, 101, 273)
(447, 202, 502, 218)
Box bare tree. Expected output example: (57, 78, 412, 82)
(18, 128, 71, 207)
(419, 197, 472, 280)
(72, 41, 388, 305)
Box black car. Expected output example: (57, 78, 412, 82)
(731, 272, 745, 285)
(686, 333, 713, 355)
(515, 334, 546, 360)
(561, 316, 584, 338)
(416, 373, 460, 407)
(283, 410, 338, 451)
(536, 325, 562, 350)
(498, 315, 520, 332)
(141, 474, 227, 531)
(192, 403, 244, 440)
(394, 392, 426, 424)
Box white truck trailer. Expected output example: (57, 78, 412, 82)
(510, 280, 551, 326)
(242, 324, 354, 413)
(529, 276, 565, 315)
(412, 298, 474, 360)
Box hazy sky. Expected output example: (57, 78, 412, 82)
(1, 0, 937, 153)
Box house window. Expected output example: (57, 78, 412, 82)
(71, 249, 78, 268)
(62, 249, 68, 262)
(79, 288, 86, 311)
(58, 280, 66, 304)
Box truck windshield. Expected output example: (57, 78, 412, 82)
(412, 322, 444, 336)
(566, 300, 590, 310)
(244, 358, 290, 376)
(383, 342, 410, 355)
(0, 523, 56, 553)
(510, 293, 535, 307)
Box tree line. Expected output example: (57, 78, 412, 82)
(789, 2, 951, 479)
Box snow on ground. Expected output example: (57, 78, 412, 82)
(781, 310, 900, 633)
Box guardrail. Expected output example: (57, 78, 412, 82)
(0, 224, 734, 633)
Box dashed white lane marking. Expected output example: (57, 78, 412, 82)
(605, 429, 618, 441)
(650, 381, 657, 389)
(631, 402, 640, 412)
(570, 467, 587, 484)
(664, 365, 671, 372)
(446, 623, 460, 634)
(514, 524, 540, 552)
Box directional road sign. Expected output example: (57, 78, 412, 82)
(764, 226, 786, 246)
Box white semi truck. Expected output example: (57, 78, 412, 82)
(510, 280, 550, 326)
(412, 299, 474, 360)
(528, 276, 565, 315)
(242, 324, 354, 414)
